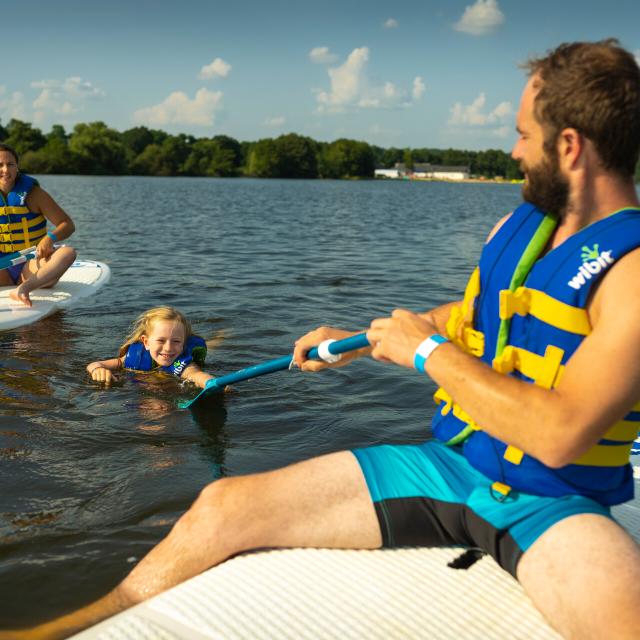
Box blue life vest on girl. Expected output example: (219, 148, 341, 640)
(0, 174, 47, 254)
(123, 335, 207, 378)
(432, 203, 640, 506)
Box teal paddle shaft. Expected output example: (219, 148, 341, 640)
(179, 332, 370, 409)
(0, 246, 37, 271)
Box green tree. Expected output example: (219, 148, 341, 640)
(21, 138, 81, 174)
(3, 119, 46, 155)
(275, 133, 318, 178)
(246, 138, 279, 177)
(182, 138, 239, 177)
(46, 124, 68, 143)
(317, 139, 375, 179)
(246, 134, 317, 178)
(69, 122, 127, 174)
(129, 135, 193, 176)
(380, 147, 403, 168)
(403, 148, 414, 171)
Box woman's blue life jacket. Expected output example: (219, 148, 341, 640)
(123, 335, 207, 378)
(432, 203, 640, 506)
(0, 174, 47, 254)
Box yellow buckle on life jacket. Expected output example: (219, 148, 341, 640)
(492, 344, 565, 390)
(500, 287, 591, 336)
(490, 481, 512, 501)
(446, 268, 485, 357)
(491, 344, 565, 469)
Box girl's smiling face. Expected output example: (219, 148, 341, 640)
(141, 320, 186, 366)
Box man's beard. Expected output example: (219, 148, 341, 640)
(521, 153, 569, 219)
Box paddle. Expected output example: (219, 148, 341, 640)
(180, 332, 370, 409)
(0, 246, 37, 271)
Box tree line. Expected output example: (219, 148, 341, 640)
(0, 117, 535, 180)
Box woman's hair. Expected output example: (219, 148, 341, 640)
(118, 306, 193, 357)
(524, 39, 640, 177)
(0, 143, 19, 163)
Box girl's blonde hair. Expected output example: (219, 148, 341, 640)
(118, 306, 193, 357)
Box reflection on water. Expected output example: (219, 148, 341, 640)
(0, 176, 522, 626)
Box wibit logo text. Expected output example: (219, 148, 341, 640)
(567, 244, 615, 290)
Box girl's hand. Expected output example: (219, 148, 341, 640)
(90, 366, 117, 384)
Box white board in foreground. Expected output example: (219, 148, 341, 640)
(0, 259, 110, 331)
(72, 474, 640, 640)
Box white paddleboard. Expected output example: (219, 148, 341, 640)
(0, 259, 111, 331)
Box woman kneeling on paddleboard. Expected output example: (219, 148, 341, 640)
(0, 143, 77, 307)
(86, 306, 214, 389)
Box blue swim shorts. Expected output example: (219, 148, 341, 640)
(4, 262, 26, 284)
(352, 440, 611, 577)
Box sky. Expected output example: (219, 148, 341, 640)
(1, 0, 639, 152)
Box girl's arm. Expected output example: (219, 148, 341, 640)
(87, 357, 123, 384)
(181, 364, 214, 389)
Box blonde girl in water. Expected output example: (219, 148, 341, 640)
(86, 306, 213, 388)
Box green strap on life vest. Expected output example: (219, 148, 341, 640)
(443, 212, 557, 447)
(494, 214, 558, 359)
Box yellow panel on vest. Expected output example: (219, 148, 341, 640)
(603, 420, 640, 442)
(504, 445, 524, 465)
(572, 443, 632, 467)
(0, 206, 30, 216)
(499, 287, 591, 335)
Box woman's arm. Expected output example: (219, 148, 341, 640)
(27, 186, 76, 259)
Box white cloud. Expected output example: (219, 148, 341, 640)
(265, 116, 286, 127)
(314, 47, 424, 113)
(27, 76, 104, 122)
(198, 57, 231, 80)
(0, 86, 28, 121)
(412, 76, 426, 100)
(133, 88, 223, 127)
(635, 50, 640, 67)
(449, 93, 513, 127)
(31, 77, 104, 99)
(383, 18, 398, 29)
(454, 0, 505, 36)
(309, 47, 339, 64)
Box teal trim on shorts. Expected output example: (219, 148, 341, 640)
(352, 441, 611, 552)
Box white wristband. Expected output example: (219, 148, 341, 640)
(317, 339, 342, 363)
(414, 335, 448, 372)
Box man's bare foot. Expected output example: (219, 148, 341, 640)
(9, 283, 32, 307)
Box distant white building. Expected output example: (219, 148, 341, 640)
(387, 163, 470, 181)
(374, 167, 402, 179)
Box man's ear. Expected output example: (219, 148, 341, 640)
(558, 127, 584, 170)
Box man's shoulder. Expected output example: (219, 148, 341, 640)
(589, 246, 640, 324)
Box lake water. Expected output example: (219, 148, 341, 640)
(0, 176, 522, 626)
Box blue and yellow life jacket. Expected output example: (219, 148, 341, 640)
(0, 174, 47, 254)
(432, 202, 640, 506)
(123, 335, 207, 378)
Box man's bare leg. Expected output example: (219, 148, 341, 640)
(518, 513, 640, 639)
(9, 247, 77, 307)
(7, 450, 380, 639)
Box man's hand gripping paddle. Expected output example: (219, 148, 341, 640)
(179, 332, 370, 409)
